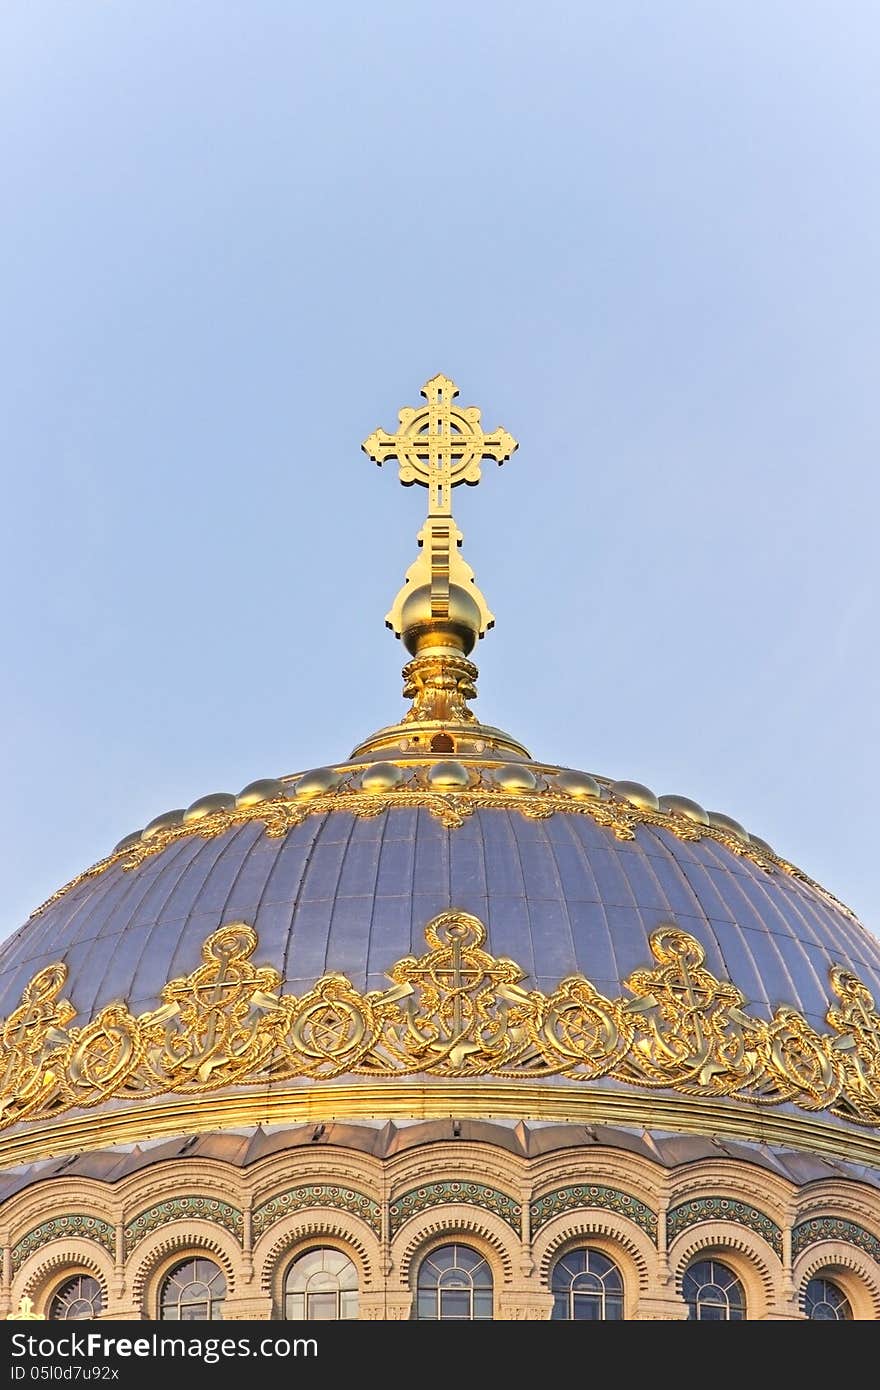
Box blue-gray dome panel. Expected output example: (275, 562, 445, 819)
(2, 808, 879, 1034)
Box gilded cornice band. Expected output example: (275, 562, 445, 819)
(28, 770, 856, 925)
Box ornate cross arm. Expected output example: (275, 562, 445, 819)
(362, 374, 517, 516)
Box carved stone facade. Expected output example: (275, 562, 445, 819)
(3, 1135, 879, 1321)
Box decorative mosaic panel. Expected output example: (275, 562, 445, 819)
(529, 1185, 657, 1240)
(792, 1217, 880, 1263)
(124, 1198, 243, 1254)
(667, 1198, 782, 1257)
(12, 1215, 115, 1272)
(389, 1181, 521, 1235)
(252, 1186, 381, 1239)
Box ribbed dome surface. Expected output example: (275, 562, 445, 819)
(3, 802, 878, 1035)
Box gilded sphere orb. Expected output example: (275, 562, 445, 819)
(658, 794, 709, 825)
(236, 778, 285, 806)
(400, 581, 482, 655)
(113, 830, 143, 854)
(707, 810, 750, 843)
(141, 809, 185, 840)
(427, 760, 470, 789)
(555, 770, 601, 799)
(361, 763, 405, 792)
(183, 793, 236, 823)
(293, 768, 343, 798)
(749, 834, 775, 857)
(610, 780, 660, 812)
(492, 765, 538, 792)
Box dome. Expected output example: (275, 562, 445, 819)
(2, 753, 879, 1160)
(3, 375, 879, 1323)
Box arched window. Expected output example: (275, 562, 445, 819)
(683, 1258, 746, 1320)
(550, 1248, 624, 1320)
(416, 1243, 493, 1320)
(160, 1258, 226, 1320)
(803, 1276, 853, 1321)
(283, 1249, 358, 1320)
(49, 1275, 104, 1320)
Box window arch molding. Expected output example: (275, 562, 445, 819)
(14, 1246, 111, 1320)
(793, 1245, 880, 1321)
(260, 1229, 372, 1316)
(534, 1218, 652, 1316)
(128, 1227, 237, 1316)
(670, 1223, 778, 1319)
(395, 1210, 515, 1287)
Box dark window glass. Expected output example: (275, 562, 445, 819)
(550, 1248, 624, 1321)
(415, 1244, 493, 1320)
(683, 1259, 746, 1321)
(49, 1275, 104, 1321)
(160, 1258, 226, 1321)
(803, 1276, 853, 1321)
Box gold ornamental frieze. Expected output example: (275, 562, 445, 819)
(1, 912, 880, 1134)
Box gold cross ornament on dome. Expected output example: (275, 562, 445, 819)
(362, 374, 518, 516)
(362, 375, 519, 652)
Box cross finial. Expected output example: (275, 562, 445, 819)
(6, 1295, 45, 1320)
(352, 376, 530, 762)
(362, 374, 517, 516)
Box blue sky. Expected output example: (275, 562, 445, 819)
(1, 2, 878, 940)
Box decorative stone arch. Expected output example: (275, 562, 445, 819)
(248, 1152, 385, 1209)
(792, 1183, 880, 1229)
(528, 1182, 657, 1246)
(4, 1184, 119, 1242)
(251, 1183, 380, 1241)
(669, 1223, 779, 1319)
(128, 1220, 239, 1316)
(534, 1214, 655, 1292)
(254, 1209, 380, 1305)
(13, 1240, 114, 1317)
(387, 1145, 523, 1197)
(124, 1196, 243, 1257)
(793, 1242, 880, 1321)
(10, 1213, 116, 1275)
(665, 1161, 792, 1217)
(389, 1178, 520, 1240)
(395, 1206, 517, 1288)
(528, 1151, 665, 1211)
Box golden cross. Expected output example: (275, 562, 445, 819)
(362, 374, 517, 516)
(6, 1295, 45, 1320)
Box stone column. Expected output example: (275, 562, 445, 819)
(0, 1237, 12, 1317)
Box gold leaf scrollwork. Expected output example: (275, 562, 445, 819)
(0, 964, 75, 1123)
(758, 1007, 839, 1111)
(68, 1005, 147, 1101)
(622, 929, 765, 1091)
(827, 968, 880, 1122)
(383, 912, 533, 1072)
(529, 977, 630, 1074)
(0, 914, 879, 1132)
(144, 924, 284, 1085)
(281, 976, 382, 1078)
